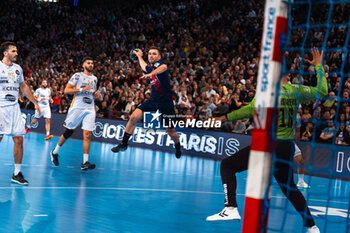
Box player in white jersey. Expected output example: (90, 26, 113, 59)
(26, 80, 54, 140)
(0, 41, 42, 184)
(50, 57, 100, 170)
(294, 112, 309, 188)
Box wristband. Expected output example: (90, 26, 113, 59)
(79, 88, 83, 92)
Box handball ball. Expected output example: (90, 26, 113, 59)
(130, 49, 139, 62)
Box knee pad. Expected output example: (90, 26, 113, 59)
(63, 128, 74, 139)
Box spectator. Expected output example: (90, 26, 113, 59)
(301, 122, 314, 142)
(121, 97, 135, 120)
(52, 92, 61, 112)
(198, 101, 212, 120)
(335, 124, 346, 145)
(213, 97, 229, 116)
(319, 121, 335, 144)
(342, 124, 350, 145)
(205, 84, 217, 98)
(98, 101, 109, 118)
(301, 107, 312, 123)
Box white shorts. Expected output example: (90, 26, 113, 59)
(294, 144, 301, 157)
(34, 105, 51, 119)
(64, 107, 96, 131)
(0, 104, 25, 137)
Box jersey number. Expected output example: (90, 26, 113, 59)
(279, 108, 294, 128)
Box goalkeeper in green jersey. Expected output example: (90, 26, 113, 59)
(206, 48, 327, 233)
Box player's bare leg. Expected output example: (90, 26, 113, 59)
(50, 128, 73, 166)
(44, 118, 53, 140)
(11, 136, 28, 185)
(81, 130, 95, 170)
(111, 108, 143, 153)
(166, 128, 182, 159)
(294, 154, 309, 188)
(13, 136, 23, 164)
(125, 108, 143, 134)
(26, 118, 39, 134)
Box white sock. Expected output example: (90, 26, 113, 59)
(53, 145, 61, 154)
(14, 164, 21, 175)
(83, 154, 89, 163)
(46, 131, 50, 136)
(298, 174, 304, 183)
(27, 125, 32, 129)
(227, 207, 236, 211)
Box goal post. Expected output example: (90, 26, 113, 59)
(242, 0, 288, 232)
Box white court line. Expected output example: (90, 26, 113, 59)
(0, 186, 347, 204)
(4, 163, 46, 167)
(34, 214, 48, 217)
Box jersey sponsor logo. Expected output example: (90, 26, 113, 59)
(5, 94, 16, 102)
(15, 70, 20, 75)
(154, 62, 160, 68)
(2, 86, 20, 91)
(0, 80, 9, 83)
(83, 97, 92, 104)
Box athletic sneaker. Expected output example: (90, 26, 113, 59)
(45, 135, 53, 140)
(50, 150, 59, 166)
(206, 207, 241, 221)
(111, 143, 128, 153)
(25, 127, 30, 134)
(11, 172, 29, 185)
(81, 161, 96, 170)
(175, 143, 182, 159)
(307, 225, 320, 233)
(297, 181, 310, 189)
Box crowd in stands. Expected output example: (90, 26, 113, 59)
(1, 0, 349, 145)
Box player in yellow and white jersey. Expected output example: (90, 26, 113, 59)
(50, 57, 100, 170)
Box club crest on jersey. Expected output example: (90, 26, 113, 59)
(15, 70, 20, 75)
(8, 72, 18, 83)
(154, 62, 160, 68)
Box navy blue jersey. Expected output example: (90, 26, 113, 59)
(145, 59, 174, 102)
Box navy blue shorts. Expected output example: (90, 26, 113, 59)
(137, 98, 175, 116)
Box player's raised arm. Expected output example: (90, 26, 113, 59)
(140, 64, 168, 79)
(134, 49, 148, 72)
(299, 48, 328, 101)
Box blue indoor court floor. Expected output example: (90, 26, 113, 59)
(0, 132, 349, 233)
